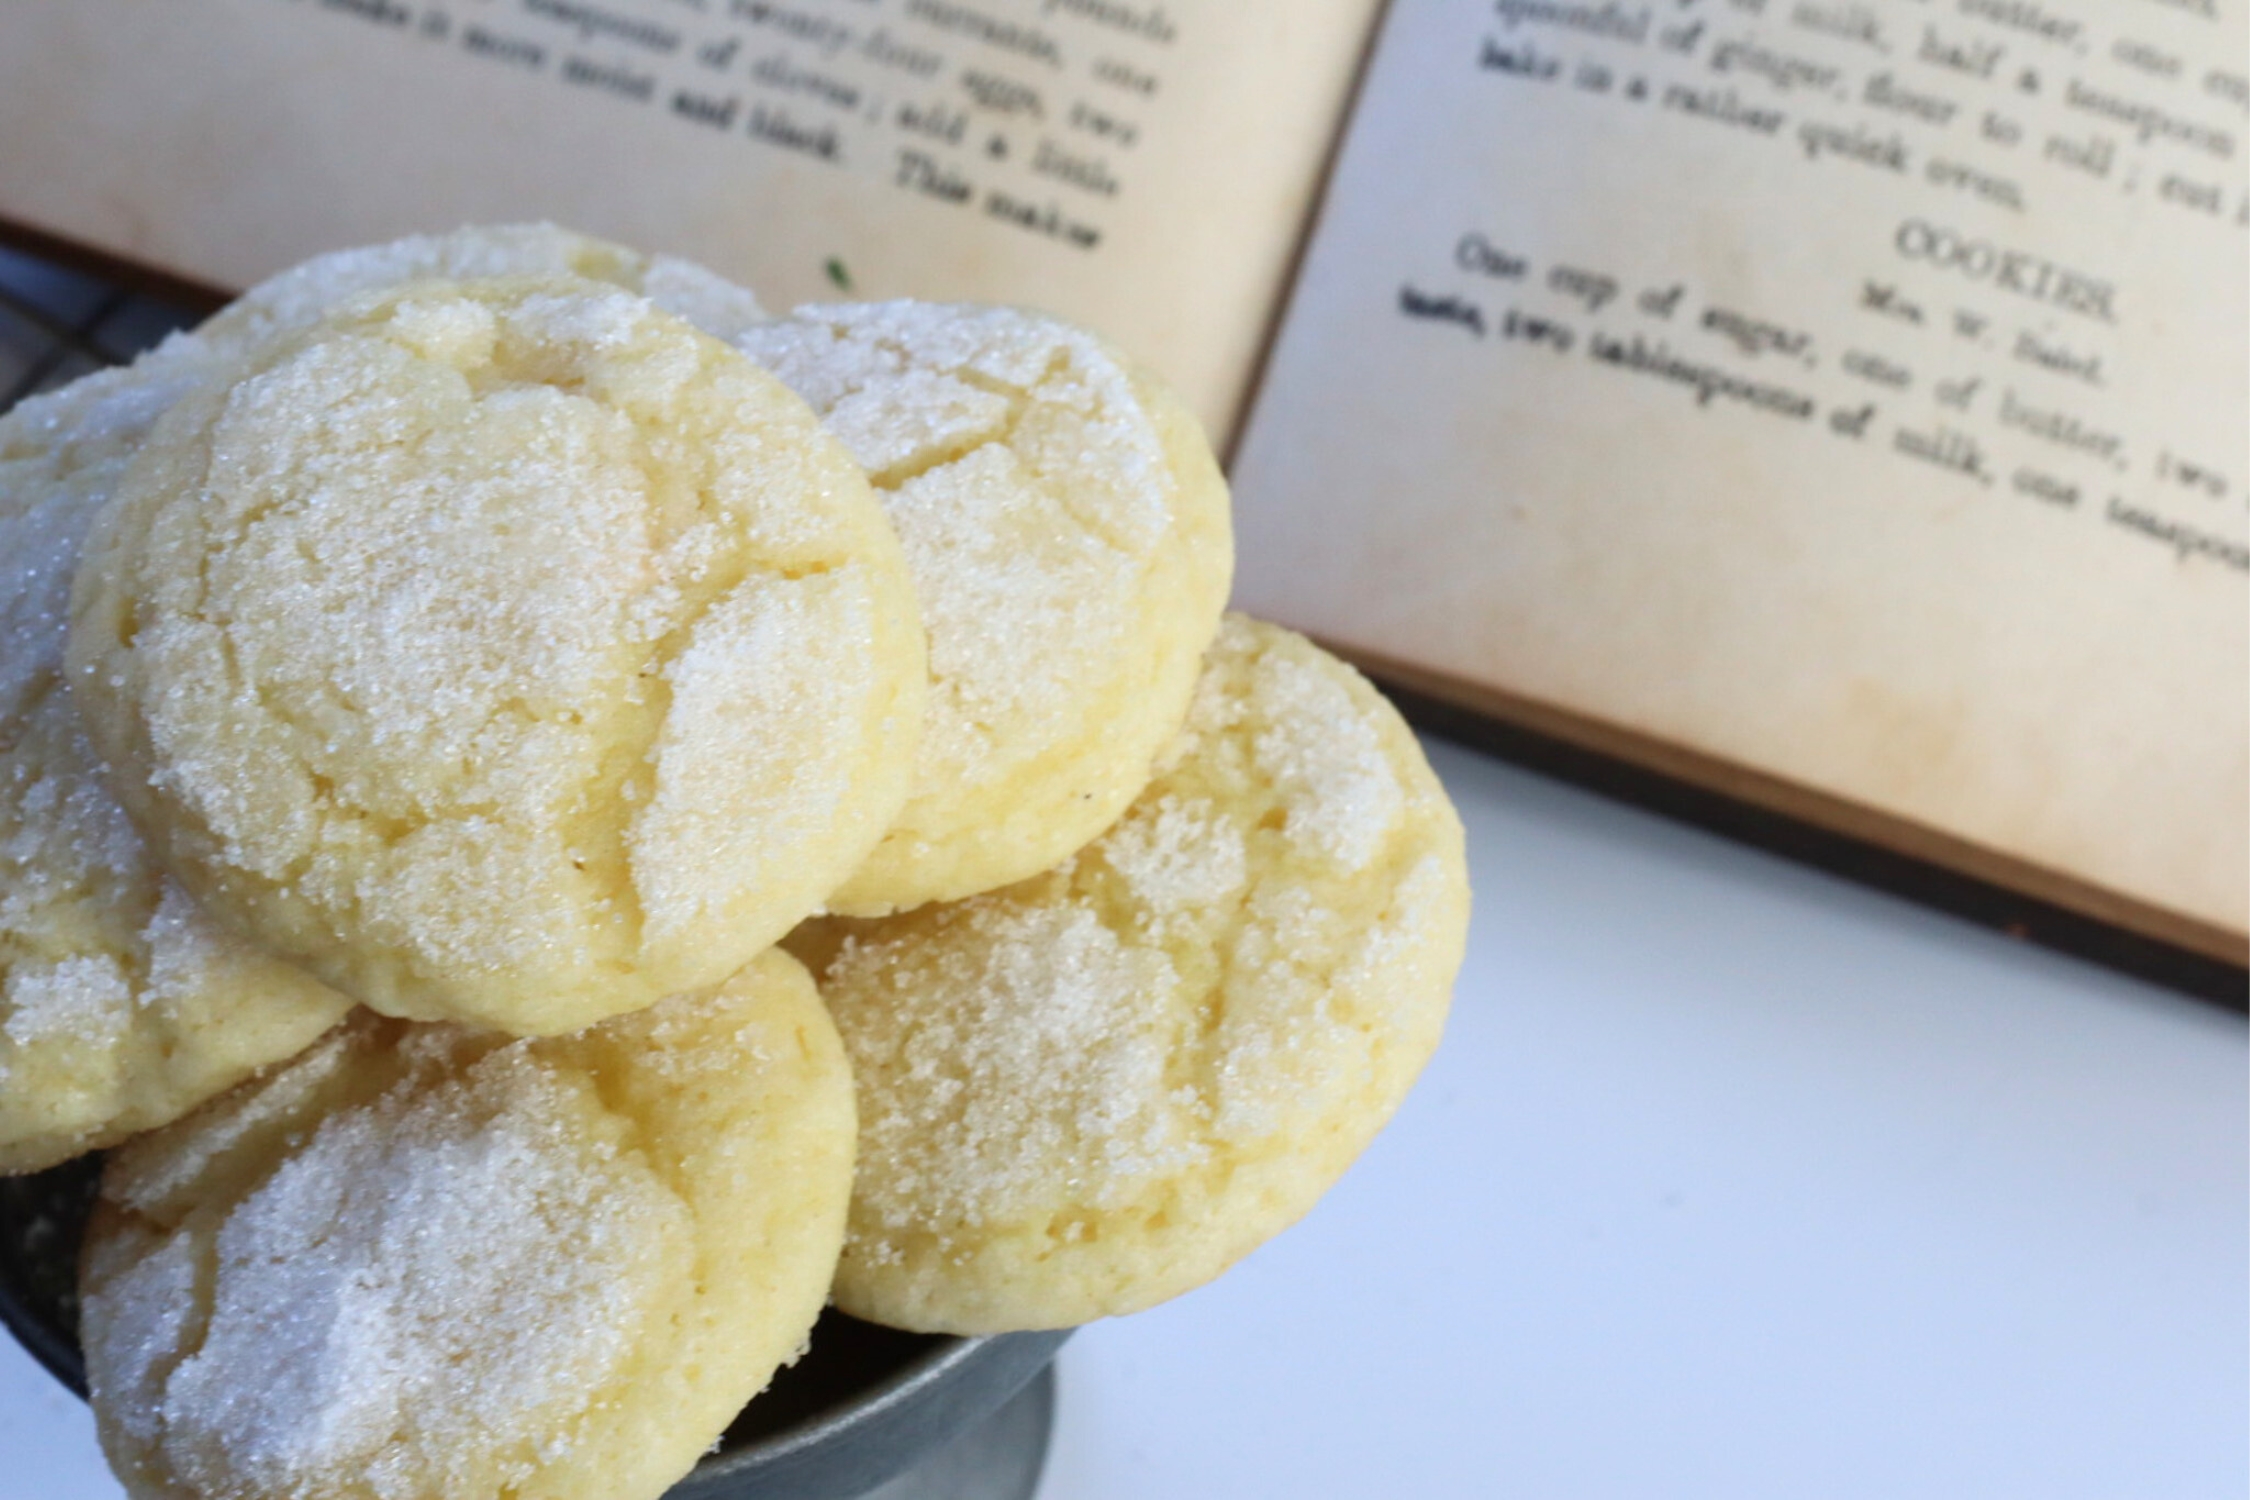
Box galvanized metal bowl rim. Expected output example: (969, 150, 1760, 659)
(691, 1325, 1068, 1480)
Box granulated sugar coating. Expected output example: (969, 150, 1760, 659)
(195, 222, 769, 357)
(66, 278, 926, 1034)
(80, 948, 856, 1500)
(738, 301, 1231, 914)
(0, 353, 351, 1174)
(791, 615, 1468, 1333)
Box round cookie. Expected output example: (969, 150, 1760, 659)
(197, 221, 768, 355)
(69, 277, 927, 1035)
(80, 947, 855, 1500)
(0, 353, 353, 1175)
(737, 301, 1231, 915)
(790, 615, 1468, 1333)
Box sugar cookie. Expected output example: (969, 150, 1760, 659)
(792, 615, 1468, 1332)
(197, 222, 767, 356)
(69, 278, 926, 1035)
(738, 302, 1231, 914)
(80, 948, 854, 1500)
(0, 355, 352, 1175)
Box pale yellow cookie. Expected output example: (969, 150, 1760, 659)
(0, 355, 352, 1175)
(69, 278, 926, 1035)
(792, 615, 1468, 1332)
(197, 222, 767, 355)
(80, 948, 854, 1500)
(738, 302, 1231, 915)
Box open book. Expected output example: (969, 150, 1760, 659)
(1, 0, 2242, 966)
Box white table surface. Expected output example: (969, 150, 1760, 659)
(6, 738, 2244, 1499)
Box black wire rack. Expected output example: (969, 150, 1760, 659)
(0, 244, 201, 416)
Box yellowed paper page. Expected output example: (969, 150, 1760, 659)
(0, 0, 1379, 441)
(1233, 0, 2248, 949)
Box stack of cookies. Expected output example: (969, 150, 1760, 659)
(0, 226, 1470, 1500)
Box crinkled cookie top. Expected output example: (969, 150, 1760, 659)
(796, 616, 1467, 1332)
(68, 277, 924, 1034)
(740, 300, 1230, 914)
(0, 350, 350, 1174)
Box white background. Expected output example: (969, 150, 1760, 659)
(6, 739, 2244, 1498)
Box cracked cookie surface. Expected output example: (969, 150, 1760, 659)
(0, 354, 352, 1174)
(197, 221, 768, 356)
(739, 302, 1231, 915)
(791, 616, 1467, 1332)
(80, 948, 854, 1500)
(69, 278, 925, 1034)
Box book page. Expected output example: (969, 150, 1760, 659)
(0, 0, 1380, 442)
(1232, 0, 2247, 950)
